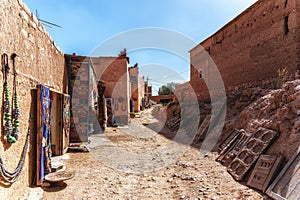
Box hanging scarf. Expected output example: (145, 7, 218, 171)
(38, 84, 52, 182)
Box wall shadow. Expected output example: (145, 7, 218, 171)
(28, 89, 37, 186)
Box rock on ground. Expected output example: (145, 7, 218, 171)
(35, 107, 262, 200)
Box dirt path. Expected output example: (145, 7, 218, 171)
(25, 107, 263, 200)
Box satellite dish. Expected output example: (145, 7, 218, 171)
(36, 9, 62, 28)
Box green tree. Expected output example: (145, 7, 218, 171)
(158, 85, 174, 95)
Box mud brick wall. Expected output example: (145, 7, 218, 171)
(129, 66, 139, 112)
(92, 56, 130, 125)
(175, 80, 211, 103)
(67, 55, 130, 126)
(0, 0, 66, 198)
(151, 95, 174, 104)
(65, 55, 100, 142)
(129, 66, 145, 112)
(190, 0, 300, 101)
(69, 60, 90, 142)
(138, 76, 145, 109)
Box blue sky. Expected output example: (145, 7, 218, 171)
(23, 0, 257, 94)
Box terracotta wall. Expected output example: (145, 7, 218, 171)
(175, 81, 204, 103)
(151, 95, 174, 104)
(128, 66, 145, 112)
(0, 0, 66, 198)
(129, 66, 139, 112)
(138, 76, 145, 109)
(66, 55, 91, 142)
(190, 0, 300, 101)
(91, 56, 130, 125)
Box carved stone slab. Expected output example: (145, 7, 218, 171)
(246, 154, 284, 192)
(228, 127, 278, 181)
(218, 129, 241, 152)
(266, 148, 300, 200)
(217, 130, 250, 167)
(193, 115, 211, 142)
(166, 116, 181, 130)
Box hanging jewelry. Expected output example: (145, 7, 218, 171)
(3, 54, 14, 143)
(2, 53, 19, 144)
(12, 53, 20, 141)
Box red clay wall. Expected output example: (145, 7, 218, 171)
(129, 66, 139, 112)
(190, 0, 300, 101)
(128, 66, 145, 112)
(0, 0, 66, 198)
(92, 56, 130, 125)
(151, 95, 174, 104)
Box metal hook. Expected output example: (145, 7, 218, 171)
(3, 53, 8, 66)
(11, 53, 17, 60)
(11, 53, 18, 83)
(2, 53, 10, 81)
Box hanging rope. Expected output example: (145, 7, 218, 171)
(0, 115, 31, 183)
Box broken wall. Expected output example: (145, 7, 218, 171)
(0, 0, 66, 198)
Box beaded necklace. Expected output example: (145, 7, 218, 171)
(0, 53, 29, 184)
(3, 53, 20, 143)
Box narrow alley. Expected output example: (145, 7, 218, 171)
(23, 107, 262, 200)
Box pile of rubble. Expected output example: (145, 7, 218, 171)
(231, 80, 300, 160)
(159, 79, 300, 199)
(156, 102, 212, 144)
(226, 86, 269, 118)
(216, 79, 300, 199)
(161, 80, 300, 158)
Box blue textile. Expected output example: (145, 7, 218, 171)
(38, 84, 51, 182)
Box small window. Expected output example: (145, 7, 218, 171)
(199, 70, 203, 78)
(205, 47, 211, 55)
(284, 15, 289, 35)
(130, 76, 137, 83)
(284, 0, 288, 8)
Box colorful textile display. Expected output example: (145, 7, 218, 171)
(38, 84, 52, 182)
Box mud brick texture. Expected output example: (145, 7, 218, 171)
(188, 0, 300, 101)
(0, 0, 66, 198)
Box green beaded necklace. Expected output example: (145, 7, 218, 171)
(3, 53, 20, 144)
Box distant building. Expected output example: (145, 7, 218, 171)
(128, 63, 145, 112)
(65, 50, 130, 142)
(144, 80, 152, 107)
(151, 94, 174, 104)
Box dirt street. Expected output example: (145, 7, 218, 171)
(23, 107, 263, 200)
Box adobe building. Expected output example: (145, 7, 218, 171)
(91, 51, 130, 126)
(64, 54, 99, 142)
(0, 0, 68, 197)
(181, 0, 300, 102)
(144, 80, 152, 108)
(138, 77, 146, 109)
(151, 94, 174, 104)
(128, 63, 145, 112)
(65, 50, 130, 142)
